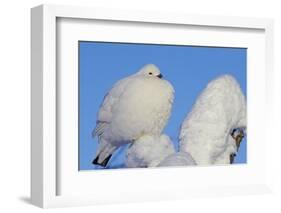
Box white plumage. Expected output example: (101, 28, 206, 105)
(126, 134, 176, 168)
(179, 74, 246, 165)
(157, 152, 196, 167)
(92, 64, 174, 167)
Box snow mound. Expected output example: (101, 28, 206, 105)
(157, 152, 196, 167)
(126, 134, 175, 168)
(179, 74, 246, 165)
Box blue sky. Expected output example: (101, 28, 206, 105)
(79, 41, 247, 170)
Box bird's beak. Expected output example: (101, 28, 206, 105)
(157, 73, 163, 79)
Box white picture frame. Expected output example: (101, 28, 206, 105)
(31, 4, 274, 208)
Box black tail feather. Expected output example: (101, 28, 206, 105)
(92, 156, 100, 165)
(92, 154, 112, 167)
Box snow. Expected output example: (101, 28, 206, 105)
(179, 75, 247, 165)
(92, 64, 174, 166)
(157, 152, 196, 167)
(126, 134, 176, 168)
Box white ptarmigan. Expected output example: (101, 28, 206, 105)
(179, 75, 246, 165)
(92, 64, 174, 167)
(125, 134, 176, 168)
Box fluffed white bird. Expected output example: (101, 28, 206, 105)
(179, 74, 246, 165)
(92, 64, 174, 167)
(157, 152, 196, 167)
(125, 134, 176, 168)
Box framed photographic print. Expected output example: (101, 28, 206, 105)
(31, 4, 274, 208)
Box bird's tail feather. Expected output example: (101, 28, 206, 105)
(92, 154, 112, 167)
(92, 139, 117, 167)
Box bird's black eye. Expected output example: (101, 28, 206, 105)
(149, 72, 152, 75)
